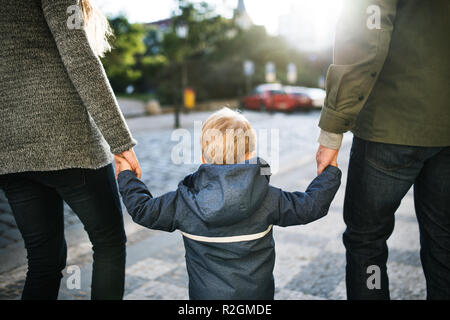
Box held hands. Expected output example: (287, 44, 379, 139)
(114, 148, 142, 179)
(114, 146, 335, 178)
(316, 144, 339, 175)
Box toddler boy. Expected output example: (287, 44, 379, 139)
(116, 107, 341, 300)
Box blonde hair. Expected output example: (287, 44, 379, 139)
(201, 107, 256, 165)
(80, 0, 113, 57)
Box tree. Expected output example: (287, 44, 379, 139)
(101, 1, 333, 102)
(151, 1, 236, 103)
(101, 16, 147, 93)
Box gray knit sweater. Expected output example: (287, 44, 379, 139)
(0, 0, 136, 175)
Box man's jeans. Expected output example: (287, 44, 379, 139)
(344, 136, 450, 299)
(0, 164, 126, 300)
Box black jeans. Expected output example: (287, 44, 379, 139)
(343, 136, 450, 300)
(0, 164, 126, 300)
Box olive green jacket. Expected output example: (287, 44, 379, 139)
(319, 0, 450, 147)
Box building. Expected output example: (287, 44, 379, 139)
(234, 0, 252, 30)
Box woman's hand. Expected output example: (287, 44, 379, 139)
(114, 155, 132, 178)
(114, 148, 142, 179)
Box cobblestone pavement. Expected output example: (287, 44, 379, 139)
(0, 110, 426, 300)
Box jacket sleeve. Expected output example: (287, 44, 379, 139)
(319, 0, 398, 134)
(272, 166, 341, 227)
(118, 170, 179, 232)
(41, 0, 136, 154)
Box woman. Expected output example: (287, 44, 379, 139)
(0, 0, 141, 299)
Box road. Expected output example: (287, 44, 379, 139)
(0, 109, 426, 299)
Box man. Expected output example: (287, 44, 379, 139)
(316, 0, 450, 299)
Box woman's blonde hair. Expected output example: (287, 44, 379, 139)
(80, 0, 113, 57)
(201, 108, 256, 165)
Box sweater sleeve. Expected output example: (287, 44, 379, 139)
(41, 0, 136, 154)
(317, 129, 343, 150)
(319, 0, 398, 134)
(272, 166, 341, 227)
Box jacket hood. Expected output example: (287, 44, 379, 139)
(179, 158, 271, 227)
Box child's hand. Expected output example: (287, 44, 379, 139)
(114, 155, 133, 179)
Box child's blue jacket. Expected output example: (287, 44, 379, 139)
(118, 158, 341, 300)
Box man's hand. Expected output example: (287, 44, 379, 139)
(316, 145, 339, 175)
(114, 148, 142, 179)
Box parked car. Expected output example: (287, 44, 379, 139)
(284, 86, 313, 109)
(284, 86, 326, 109)
(241, 84, 298, 112)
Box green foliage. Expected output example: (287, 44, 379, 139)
(101, 16, 147, 92)
(102, 1, 332, 101)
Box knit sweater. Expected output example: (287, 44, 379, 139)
(0, 0, 136, 175)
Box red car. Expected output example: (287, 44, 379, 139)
(284, 86, 313, 109)
(284, 86, 325, 109)
(242, 84, 298, 112)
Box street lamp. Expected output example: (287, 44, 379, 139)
(287, 63, 297, 84)
(243, 60, 254, 96)
(174, 24, 189, 129)
(176, 24, 188, 39)
(265, 62, 276, 83)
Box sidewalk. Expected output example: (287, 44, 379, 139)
(0, 111, 426, 300)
